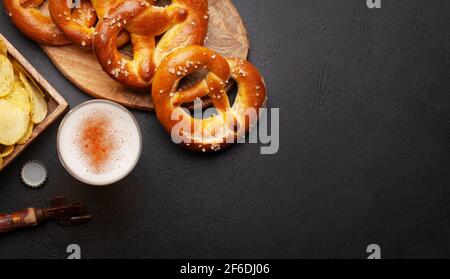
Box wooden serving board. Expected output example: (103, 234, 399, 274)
(0, 34, 68, 171)
(41, 0, 249, 111)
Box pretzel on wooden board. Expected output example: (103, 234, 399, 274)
(3, 0, 71, 45)
(48, 0, 132, 49)
(151, 45, 267, 152)
(93, 0, 208, 89)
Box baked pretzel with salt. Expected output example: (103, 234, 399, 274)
(3, 0, 74, 45)
(93, 0, 208, 89)
(152, 45, 267, 152)
(48, 0, 132, 49)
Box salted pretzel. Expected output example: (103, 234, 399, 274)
(3, 0, 71, 45)
(152, 46, 267, 152)
(48, 0, 132, 49)
(93, 0, 208, 89)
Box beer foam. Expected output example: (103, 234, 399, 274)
(58, 101, 142, 185)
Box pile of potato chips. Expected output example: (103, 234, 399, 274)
(0, 38, 48, 169)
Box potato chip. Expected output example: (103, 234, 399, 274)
(11, 60, 46, 97)
(0, 55, 14, 97)
(0, 99, 30, 145)
(17, 121, 33, 145)
(4, 81, 31, 113)
(11, 59, 22, 75)
(19, 72, 47, 124)
(0, 144, 14, 158)
(0, 156, 3, 170)
(0, 38, 7, 56)
(12, 60, 45, 95)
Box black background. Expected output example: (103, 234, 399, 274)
(1, 0, 450, 259)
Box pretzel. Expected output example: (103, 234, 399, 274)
(3, 0, 71, 45)
(48, 0, 132, 49)
(91, 0, 129, 17)
(152, 46, 267, 152)
(93, 0, 208, 89)
(46, 0, 97, 48)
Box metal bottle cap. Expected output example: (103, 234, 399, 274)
(21, 160, 48, 189)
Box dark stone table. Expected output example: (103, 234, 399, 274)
(0, 0, 449, 259)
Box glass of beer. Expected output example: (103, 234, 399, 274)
(57, 100, 142, 186)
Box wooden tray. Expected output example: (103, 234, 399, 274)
(0, 34, 68, 171)
(41, 0, 249, 111)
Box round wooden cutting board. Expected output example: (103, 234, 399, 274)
(41, 0, 249, 111)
